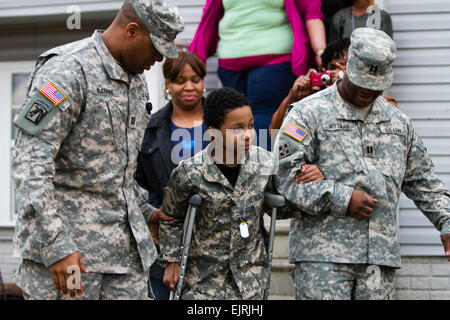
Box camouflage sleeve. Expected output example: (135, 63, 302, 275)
(264, 176, 303, 220)
(159, 162, 192, 265)
(401, 127, 450, 236)
(133, 181, 157, 223)
(277, 199, 304, 220)
(273, 106, 354, 217)
(12, 57, 85, 267)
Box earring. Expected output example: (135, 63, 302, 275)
(203, 88, 207, 95)
(165, 89, 171, 100)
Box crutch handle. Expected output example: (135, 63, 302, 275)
(263, 192, 285, 300)
(264, 192, 285, 208)
(188, 194, 202, 207)
(170, 194, 202, 300)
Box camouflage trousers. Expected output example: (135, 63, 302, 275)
(16, 259, 151, 300)
(292, 262, 396, 300)
(181, 270, 244, 300)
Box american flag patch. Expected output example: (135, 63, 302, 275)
(283, 122, 308, 143)
(39, 82, 66, 106)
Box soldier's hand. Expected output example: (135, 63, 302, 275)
(296, 164, 324, 184)
(49, 251, 88, 298)
(148, 208, 173, 246)
(441, 234, 450, 262)
(347, 189, 378, 220)
(163, 262, 180, 291)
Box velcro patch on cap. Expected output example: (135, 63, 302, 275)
(283, 122, 308, 143)
(368, 64, 379, 75)
(39, 82, 66, 106)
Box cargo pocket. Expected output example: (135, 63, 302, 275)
(80, 95, 119, 154)
(321, 124, 365, 178)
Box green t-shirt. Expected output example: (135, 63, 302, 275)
(329, 7, 393, 42)
(218, 0, 294, 59)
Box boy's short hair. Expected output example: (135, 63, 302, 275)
(203, 87, 249, 129)
(321, 38, 351, 69)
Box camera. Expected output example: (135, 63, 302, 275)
(311, 72, 331, 87)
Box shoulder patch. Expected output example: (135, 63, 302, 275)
(39, 82, 66, 106)
(25, 100, 52, 125)
(278, 143, 291, 159)
(14, 90, 60, 136)
(283, 122, 308, 143)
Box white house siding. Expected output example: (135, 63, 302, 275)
(0, 0, 122, 19)
(385, 0, 450, 256)
(385, 0, 450, 300)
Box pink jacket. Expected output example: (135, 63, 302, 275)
(189, 0, 323, 76)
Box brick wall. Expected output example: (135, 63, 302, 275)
(396, 256, 450, 300)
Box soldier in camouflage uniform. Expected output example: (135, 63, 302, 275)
(12, 0, 183, 300)
(274, 28, 450, 300)
(159, 88, 316, 300)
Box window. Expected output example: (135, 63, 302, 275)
(0, 60, 165, 226)
(0, 61, 35, 226)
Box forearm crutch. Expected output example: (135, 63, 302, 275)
(169, 194, 202, 300)
(262, 192, 285, 300)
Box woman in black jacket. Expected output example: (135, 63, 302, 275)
(135, 51, 208, 299)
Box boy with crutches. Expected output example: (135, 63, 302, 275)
(169, 191, 284, 300)
(159, 88, 323, 300)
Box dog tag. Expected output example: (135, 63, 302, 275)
(240, 221, 249, 238)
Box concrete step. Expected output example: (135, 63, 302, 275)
(273, 227, 289, 259)
(264, 217, 290, 259)
(269, 258, 295, 297)
(264, 217, 295, 297)
(268, 295, 295, 300)
(264, 216, 290, 234)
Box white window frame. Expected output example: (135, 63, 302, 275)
(0, 61, 35, 227)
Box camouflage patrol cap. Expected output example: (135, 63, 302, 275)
(346, 27, 397, 91)
(130, 0, 184, 59)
